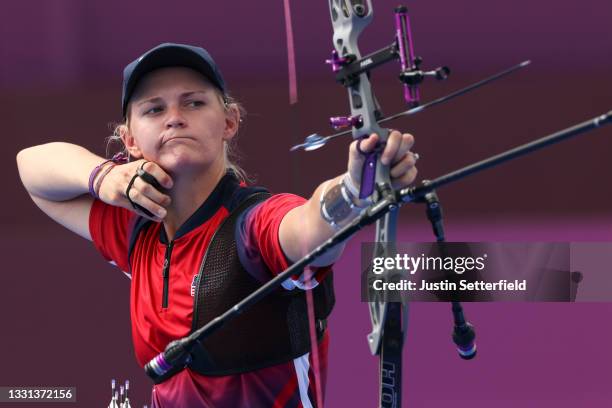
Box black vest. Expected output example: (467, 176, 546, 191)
(128, 183, 335, 383)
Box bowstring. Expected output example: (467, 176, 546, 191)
(283, 1, 325, 407)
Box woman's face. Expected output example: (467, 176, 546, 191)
(125, 67, 236, 175)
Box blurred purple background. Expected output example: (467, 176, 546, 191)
(2, 0, 612, 406)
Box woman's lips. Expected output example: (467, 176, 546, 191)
(162, 135, 193, 145)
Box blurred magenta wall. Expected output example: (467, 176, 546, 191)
(2, 0, 611, 406)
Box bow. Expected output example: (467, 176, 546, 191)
(287, 4, 532, 403)
(293, 1, 482, 406)
(290, 3, 609, 406)
(326, 3, 419, 406)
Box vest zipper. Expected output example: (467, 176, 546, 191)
(162, 241, 174, 309)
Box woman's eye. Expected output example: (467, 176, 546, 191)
(143, 106, 163, 115)
(186, 100, 204, 108)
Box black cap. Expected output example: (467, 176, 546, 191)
(121, 43, 226, 117)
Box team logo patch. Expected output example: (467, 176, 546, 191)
(190, 274, 198, 297)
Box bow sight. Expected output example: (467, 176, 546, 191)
(326, 5, 449, 115)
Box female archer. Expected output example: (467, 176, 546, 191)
(16, 43, 417, 407)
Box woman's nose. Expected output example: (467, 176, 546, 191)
(165, 107, 186, 128)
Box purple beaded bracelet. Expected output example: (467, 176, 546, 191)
(88, 152, 128, 199)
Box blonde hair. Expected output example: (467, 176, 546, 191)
(106, 89, 250, 182)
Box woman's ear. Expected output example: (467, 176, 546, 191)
(223, 104, 240, 142)
(119, 124, 143, 159)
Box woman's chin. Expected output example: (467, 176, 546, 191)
(158, 153, 213, 175)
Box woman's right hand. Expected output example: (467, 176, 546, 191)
(98, 159, 174, 221)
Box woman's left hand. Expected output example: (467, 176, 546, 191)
(347, 130, 418, 192)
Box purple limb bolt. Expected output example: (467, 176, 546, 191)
(325, 50, 349, 72)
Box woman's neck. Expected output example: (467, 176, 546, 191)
(161, 162, 226, 241)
